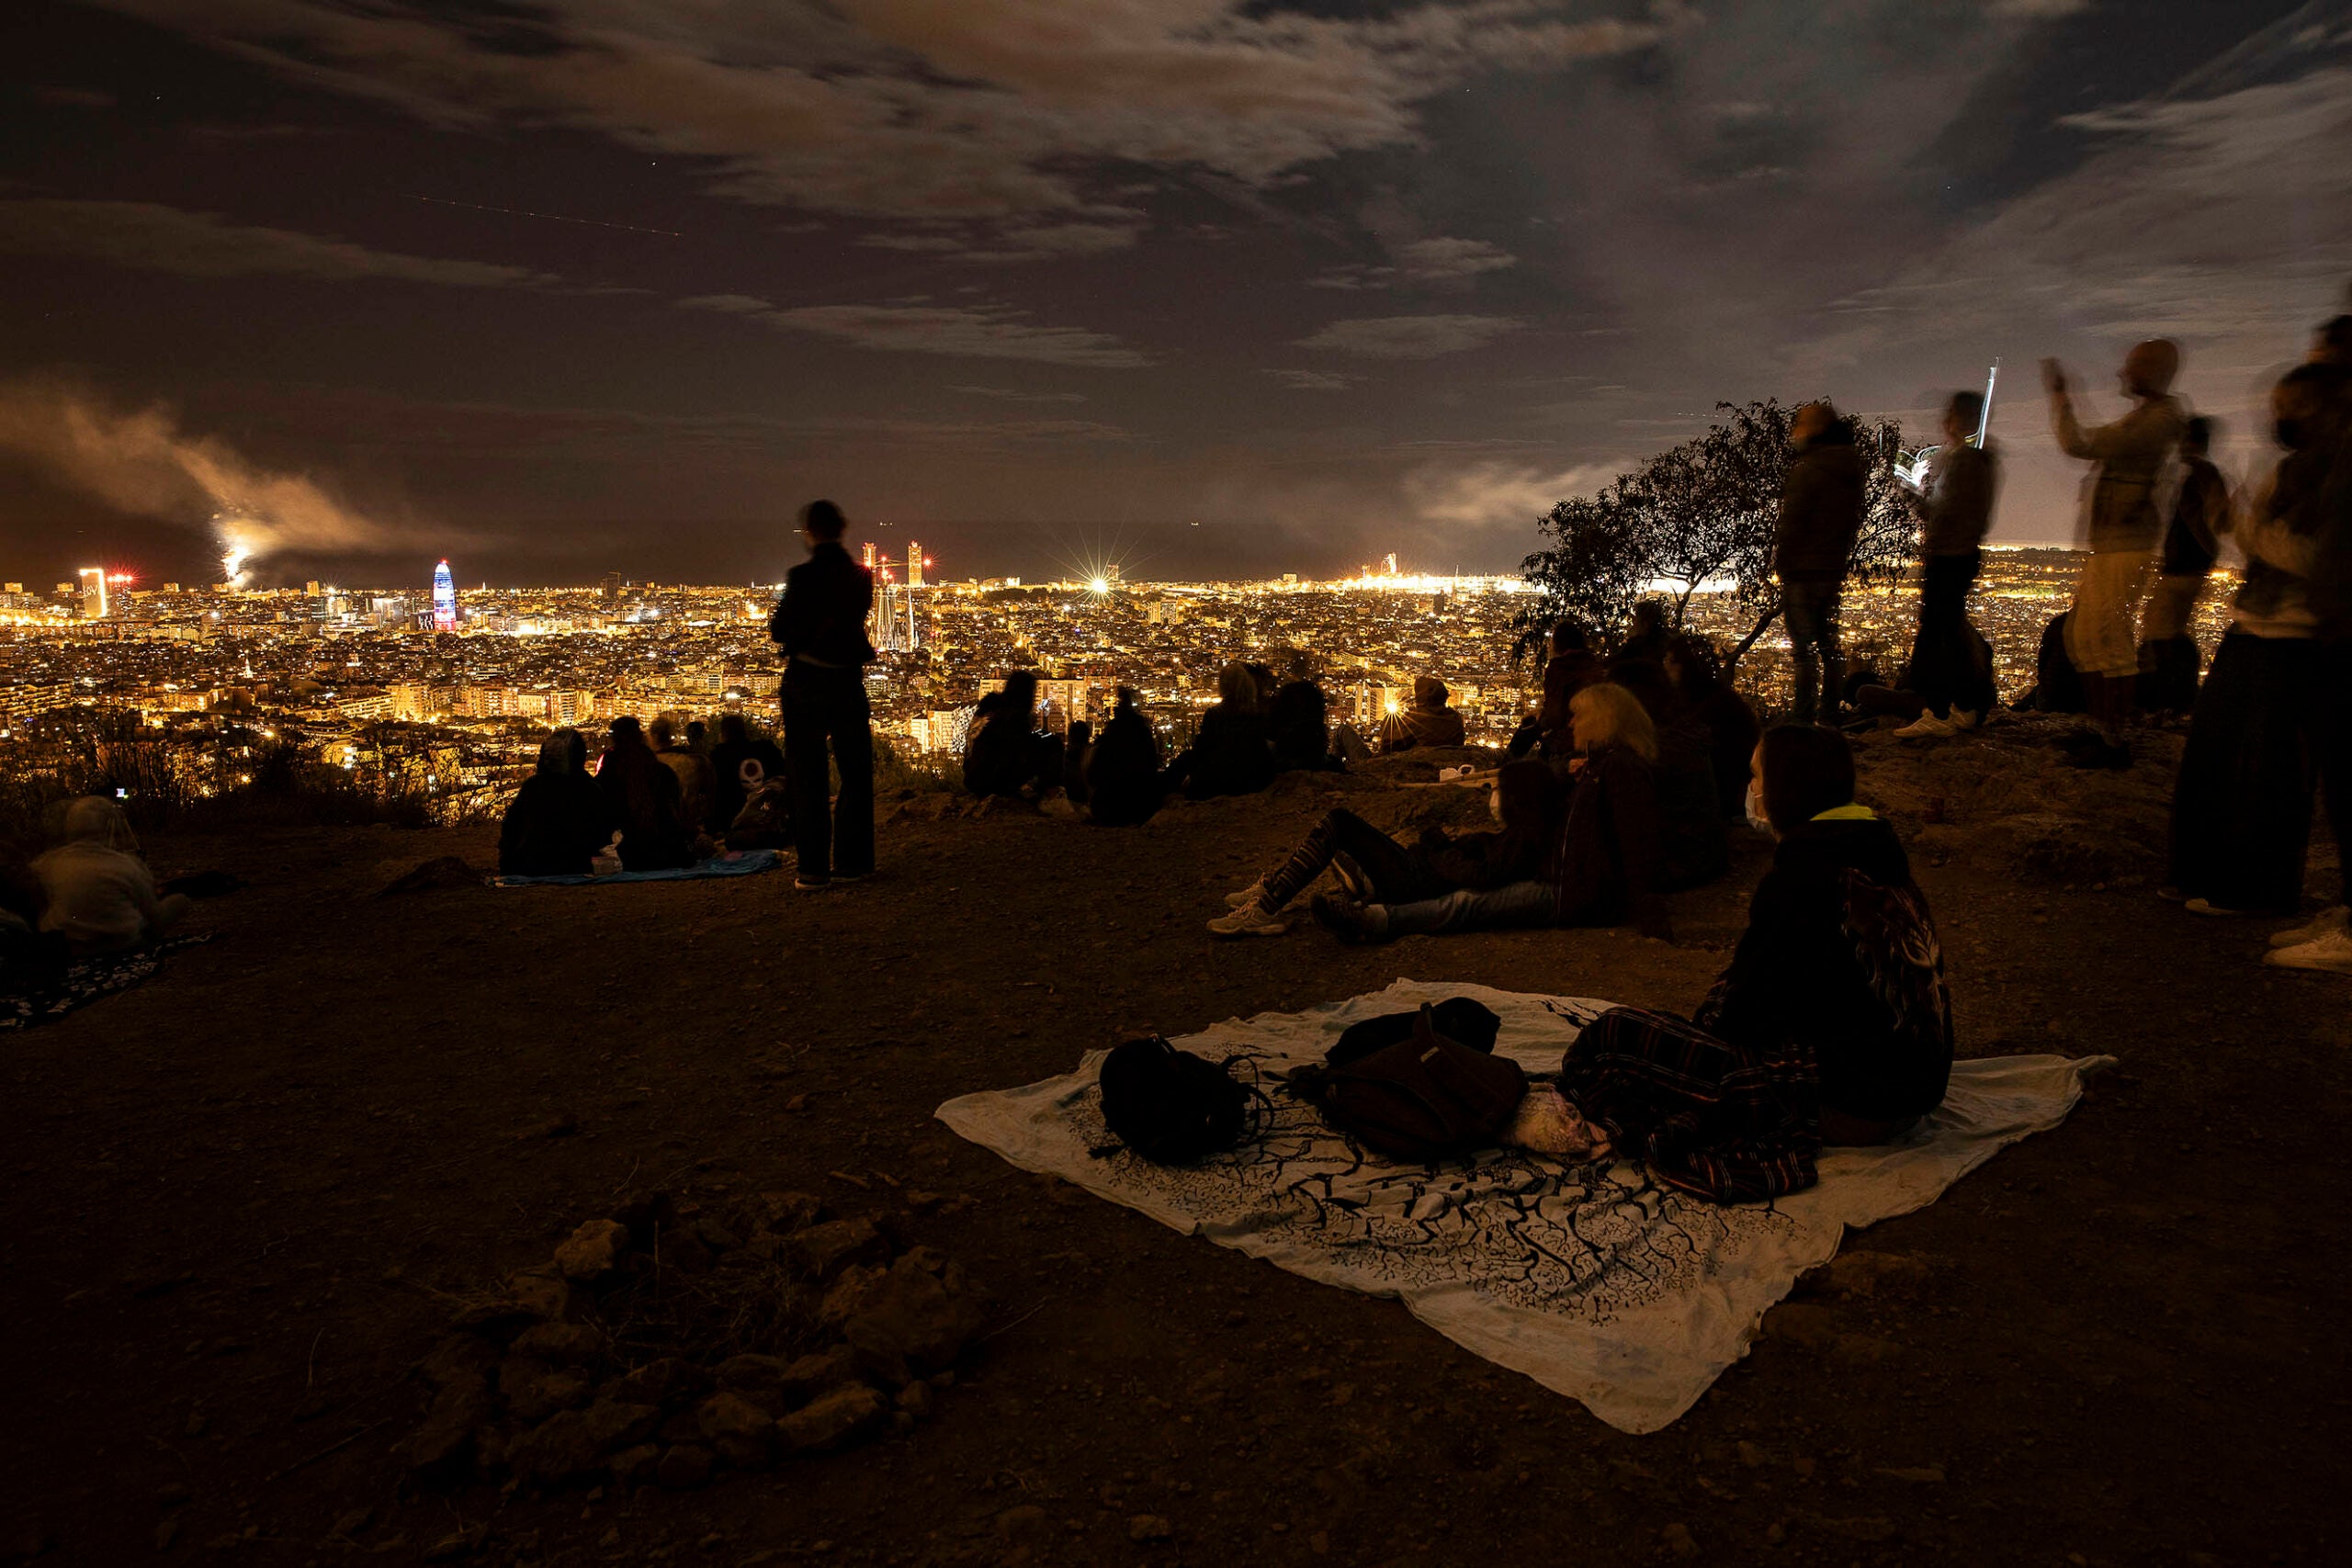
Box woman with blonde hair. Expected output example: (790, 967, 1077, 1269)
(31, 796, 192, 956)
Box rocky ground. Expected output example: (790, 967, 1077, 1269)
(3, 719, 2346, 1567)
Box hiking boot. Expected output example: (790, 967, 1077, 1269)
(1223, 878, 1268, 909)
(1330, 852, 1374, 902)
(2269, 905, 2350, 949)
(1207, 901, 1288, 939)
(2265, 928, 2352, 974)
(1310, 893, 1389, 944)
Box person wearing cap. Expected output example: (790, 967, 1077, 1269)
(2042, 339, 2188, 769)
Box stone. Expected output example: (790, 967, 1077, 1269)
(894, 1381, 934, 1421)
(841, 1254, 987, 1379)
(605, 1358, 707, 1408)
(741, 1191, 824, 1233)
(510, 1323, 605, 1367)
(993, 1506, 1047, 1539)
(776, 1346, 865, 1403)
(693, 1215, 742, 1253)
(397, 1372, 492, 1482)
(714, 1354, 794, 1393)
(554, 1219, 630, 1280)
(420, 1335, 497, 1389)
(775, 1385, 888, 1454)
(789, 1218, 890, 1280)
(658, 1230, 715, 1275)
(505, 1402, 662, 1487)
(499, 1359, 591, 1425)
(817, 1265, 888, 1330)
(696, 1393, 775, 1471)
(1660, 1523, 1701, 1561)
(655, 1444, 715, 1491)
(503, 1269, 573, 1322)
(607, 1444, 662, 1489)
(1128, 1516, 1173, 1544)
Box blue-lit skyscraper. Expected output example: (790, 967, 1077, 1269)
(431, 559, 458, 633)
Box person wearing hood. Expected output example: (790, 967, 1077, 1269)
(1378, 675, 1467, 751)
(499, 728, 616, 877)
(1084, 687, 1167, 826)
(2044, 340, 2189, 769)
(1772, 401, 1865, 725)
(769, 498, 877, 888)
(594, 716, 695, 872)
(30, 796, 193, 956)
(1555, 724, 1954, 1204)
(1209, 760, 1561, 938)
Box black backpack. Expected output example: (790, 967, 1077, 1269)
(1326, 997, 1502, 1067)
(1096, 1036, 1263, 1165)
(1299, 1004, 1527, 1163)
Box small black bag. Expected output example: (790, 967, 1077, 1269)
(1327, 997, 1501, 1067)
(1096, 1036, 1262, 1165)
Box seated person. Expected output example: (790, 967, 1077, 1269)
(1555, 724, 1954, 1203)
(595, 716, 695, 871)
(726, 777, 794, 851)
(1085, 688, 1167, 826)
(707, 713, 786, 833)
(1208, 760, 1562, 938)
(1269, 679, 1343, 773)
(1163, 662, 1276, 799)
(649, 715, 716, 834)
(1850, 624, 1996, 733)
(1616, 600, 1670, 666)
(1511, 619, 1602, 759)
(1321, 682, 1663, 942)
(963, 671, 1065, 798)
(29, 796, 192, 957)
(500, 728, 616, 877)
(1062, 718, 1094, 805)
(1664, 636, 1760, 821)
(2018, 612, 2088, 714)
(1377, 676, 1467, 752)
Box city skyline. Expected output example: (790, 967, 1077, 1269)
(3, 2, 2346, 587)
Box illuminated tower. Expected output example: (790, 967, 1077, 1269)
(861, 542, 877, 572)
(77, 567, 109, 620)
(906, 541, 924, 588)
(432, 559, 458, 633)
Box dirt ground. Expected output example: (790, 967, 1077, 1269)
(5, 728, 2347, 1568)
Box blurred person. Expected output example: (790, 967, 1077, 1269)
(963, 671, 1064, 799)
(1062, 717, 1094, 805)
(1666, 636, 1762, 822)
(1511, 618, 1604, 760)
(649, 714, 715, 834)
(769, 499, 877, 888)
(1164, 661, 1277, 799)
(2167, 365, 2345, 918)
(707, 712, 786, 835)
(1617, 600, 1669, 665)
(2139, 416, 2232, 713)
(595, 716, 695, 872)
(684, 718, 710, 756)
(1772, 401, 1865, 724)
(1555, 725, 1952, 1202)
(2043, 340, 2188, 768)
(1377, 675, 1467, 751)
(1905, 390, 2000, 725)
(1210, 760, 1562, 939)
(499, 728, 616, 878)
(29, 795, 193, 957)
(1084, 688, 1166, 827)
(2018, 610, 2089, 715)
(1269, 679, 1343, 773)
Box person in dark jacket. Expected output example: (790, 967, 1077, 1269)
(768, 499, 876, 887)
(1772, 401, 1865, 724)
(1665, 636, 1761, 822)
(1210, 760, 1562, 938)
(500, 728, 616, 877)
(707, 712, 786, 838)
(1557, 724, 1953, 1203)
(963, 671, 1064, 798)
(1084, 687, 1166, 826)
(1905, 390, 2000, 722)
(1511, 618, 1603, 759)
(1616, 600, 1669, 666)
(1268, 679, 1341, 772)
(1377, 675, 1467, 751)
(2138, 416, 2230, 714)
(594, 716, 695, 872)
(1164, 662, 1276, 799)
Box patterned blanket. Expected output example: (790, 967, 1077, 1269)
(1, 933, 215, 1032)
(493, 849, 779, 886)
(938, 979, 2109, 1433)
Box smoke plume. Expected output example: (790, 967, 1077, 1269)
(0, 378, 403, 582)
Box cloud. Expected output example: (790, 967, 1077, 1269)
(682, 295, 1151, 367)
(0, 378, 410, 576)
(1259, 368, 1356, 391)
(1403, 459, 1616, 528)
(948, 385, 1090, 403)
(97, 0, 1664, 225)
(34, 87, 118, 108)
(1294, 313, 1522, 359)
(0, 197, 556, 287)
(1310, 235, 1519, 289)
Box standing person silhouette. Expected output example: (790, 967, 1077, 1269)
(2043, 340, 2188, 769)
(768, 500, 876, 889)
(1772, 401, 1864, 724)
(1906, 390, 1999, 724)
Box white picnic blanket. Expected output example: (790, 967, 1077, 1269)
(937, 979, 2109, 1434)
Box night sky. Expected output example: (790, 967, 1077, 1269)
(4, 1, 2348, 589)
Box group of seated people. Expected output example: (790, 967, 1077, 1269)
(497, 711, 790, 877)
(2, 795, 194, 979)
(1209, 616, 1761, 941)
